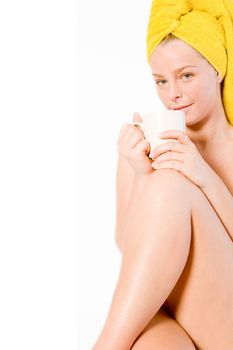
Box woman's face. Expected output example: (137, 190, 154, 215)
(150, 38, 222, 126)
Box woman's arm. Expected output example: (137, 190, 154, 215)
(200, 170, 233, 241)
(114, 117, 154, 253)
(115, 155, 151, 253)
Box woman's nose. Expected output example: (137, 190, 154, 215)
(169, 82, 182, 101)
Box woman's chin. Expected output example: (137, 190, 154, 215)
(184, 113, 197, 127)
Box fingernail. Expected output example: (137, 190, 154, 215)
(151, 162, 157, 169)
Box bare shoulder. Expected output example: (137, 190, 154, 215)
(203, 141, 233, 196)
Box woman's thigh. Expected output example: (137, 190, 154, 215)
(161, 170, 233, 349)
(129, 168, 232, 349)
(136, 169, 233, 349)
(131, 306, 196, 349)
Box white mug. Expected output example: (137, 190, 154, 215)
(133, 109, 185, 151)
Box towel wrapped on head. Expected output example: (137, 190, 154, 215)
(146, 0, 233, 125)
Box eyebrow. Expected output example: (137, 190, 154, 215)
(152, 65, 197, 77)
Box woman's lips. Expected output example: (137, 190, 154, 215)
(182, 104, 193, 112)
(172, 104, 193, 110)
(177, 104, 193, 112)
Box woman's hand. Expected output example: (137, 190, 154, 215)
(149, 130, 214, 190)
(117, 113, 153, 175)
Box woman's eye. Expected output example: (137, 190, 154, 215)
(182, 73, 193, 79)
(155, 73, 193, 86)
(155, 80, 166, 86)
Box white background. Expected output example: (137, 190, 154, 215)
(0, 1, 162, 349)
(0, 1, 78, 349)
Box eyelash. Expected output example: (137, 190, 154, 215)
(155, 73, 193, 86)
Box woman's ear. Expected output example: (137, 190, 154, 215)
(216, 71, 223, 83)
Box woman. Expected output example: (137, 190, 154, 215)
(92, 1, 233, 349)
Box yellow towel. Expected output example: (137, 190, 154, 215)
(146, 0, 233, 126)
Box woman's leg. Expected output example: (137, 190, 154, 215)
(95, 168, 232, 349)
(94, 168, 195, 349)
(164, 171, 233, 349)
(131, 168, 233, 349)
(126, 168, 197, 349)
(131, 305, 196, 349)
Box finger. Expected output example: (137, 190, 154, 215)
(152, 160, 184, 172)
(118, 122, 142, 144)
(119, 123, 131, 138)
(159, 130, 190, 145)
(118, 129, 145, 155)
(132, 138, 151, 156)
(154, 151, 184, 163)
(129, 141, 151, 161)
(132, 122, 142, 127)
(132, 122, 143, 134)
(150, 141, 185, 159)
(132, 112, 143, 123)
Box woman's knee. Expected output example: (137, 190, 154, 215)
(151, 168, 194, 190)
(146, 168, 197, 206)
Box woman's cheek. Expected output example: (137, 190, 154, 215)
(157, 89, 168, 104)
